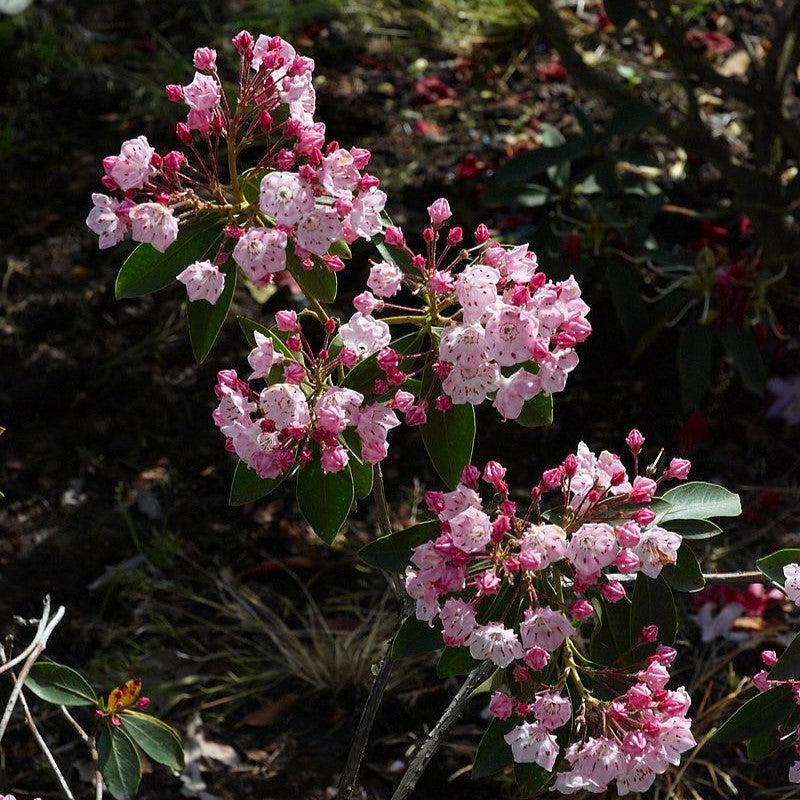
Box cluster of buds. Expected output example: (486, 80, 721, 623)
(404, 431, 695, 793)
(94, 678, 150, 727)
(87, 31, 386, 301)
(349, 198, 591, 421)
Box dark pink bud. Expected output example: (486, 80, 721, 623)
(541, 467, 563, 490)
(562, 453, 578, 476)
(165, 84, 184, 102)
(176, 123, 192, 144)
(422, 227, 435, 243)
(384, 226, 405, 247)
(626, 428, 645, 455)
(474, 223, 490, 244)
(232, 30, 254, 56)
(435, 394, 452, 412)
(460, 464, 480, 489)
(641, 624, 659, 643)
(287, 335, 302, 351)
(447, 226, 463, 246)
(258, 110, 273, 130)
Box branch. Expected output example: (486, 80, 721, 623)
(608, 570, 765, 585)
(390, 662, 494, 800)
(337, 464, 400, 800)
(61, 706, 103, 800)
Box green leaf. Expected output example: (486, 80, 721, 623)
(515, 762, 552, 797)
(589, 597, 632, 666)
(515, 393, 554, 428)
(343, 330, 422, 394)
(421, 400, 475, 489)
(236, 316, 294, 358)
(470, 668, 505, 698)
(229, 460, 288, 506)
(714, 684, 794, 743)
(747, 726, 783, 761)
(656, 482, 742, 522)
(358, 520, 439, 572)
(187, 260, 236, 363)
(659, 518, 722, 540)
(678, 321, 714, 410)
(630, 574, 677, 647)
(662, 543, 705, 592)
(329, 239, 352, 260)
(296, 458, 354, 544)
(756, 549, 800, 586)
(340, 429, 373, 500)
(717, 321, 767, 395)
(770, 632, 800, 681)
(391, 614, 442, 658)
(605, 262, 648, 346)
(287, 248, 337, 303)
(437, 646, 479, 677)
(97, 724, 142, 800)
(119, 710, 183, 771)
(25, 662, 98, 707)
(472, 718, 514, 779)
(492, 137, 586, 186)
(115, 217, 223, 299)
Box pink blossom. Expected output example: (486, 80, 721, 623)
(108, 136, 154, 191)
(493, 369, 538, 420)
(404, 404, 427, 426)
(664, 457, 691, 480)
(275, 310, 300, 332)
(320, 445, 349, 474)
(427, 197, 452, 227)
(630, 475, 658, 503)
(784, 563, 800, 605)
(570, 600, 594, 620)
(283, 362, 306, 384)
(519, 606, 575, 652)
(349, 188, 386, 239)
(259, 172, 315, 225)
(259, 383, 310, 429)
(489, 691, 515, 720)
(566, 523, 620, 575)
(524, 646, 550, 671)
(631, 526, 682, 578)
(447, 506, 492, 552)
(504, 723, 559, 769)
(367, 261, 403, 297)
(455, 264, 499, 324)
(177, 260, 226, 304)
(247, 331, 282, 380)
(295, 206, 343, 255)
(86, 193, 128, 249)
(626, 428, 645, 454)
(439, 324, 486, 368)
(129, 203, 179, 252)
(339, 313, 391, 359)
(352, 291, 383, 315)
(442, 363, 500, 405)
(182, 72, 221, 111)
(193, 47, 217, 71)
(440, 598, 477, 645)
(532, 691, 572, 731)
(469, 623, 524, 667)
(233, 227, 288, 283)
(520, 524, 567, 569)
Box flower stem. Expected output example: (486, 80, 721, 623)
(337, 464, 403, 800)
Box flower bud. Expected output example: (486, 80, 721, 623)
(474, 223, 490, 244)
(427, 197, 452, 227)
(165, 84, 185, 102)
(176, 123, 192, 144)
(570, 599, 594, 620)
(193, 47, 217, 71)
(640, 624, 659, 643)
(384, 226, 405, 246)
(460, 464, 480, 489)
(626, 428, 645, 455)
(447, 226, 463, 246)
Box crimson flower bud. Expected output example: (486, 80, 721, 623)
(176, 123, 192, 144)
(474, 223, 490, 244)
(447, 226, 463, 246)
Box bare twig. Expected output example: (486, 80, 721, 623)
(608, 570, 765, 585)
(61, 706, 103, 800)
(0, 601, 65, 743)
(390, 662, 494, 800)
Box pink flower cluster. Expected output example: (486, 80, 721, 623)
(211, 311, 440, 478)
(403, 432, 695, 790)
(750, 643, 800, 785)
(351, 199, 591, 420)
(87, 32, 385, 303)
(492, 659, 694, 796)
